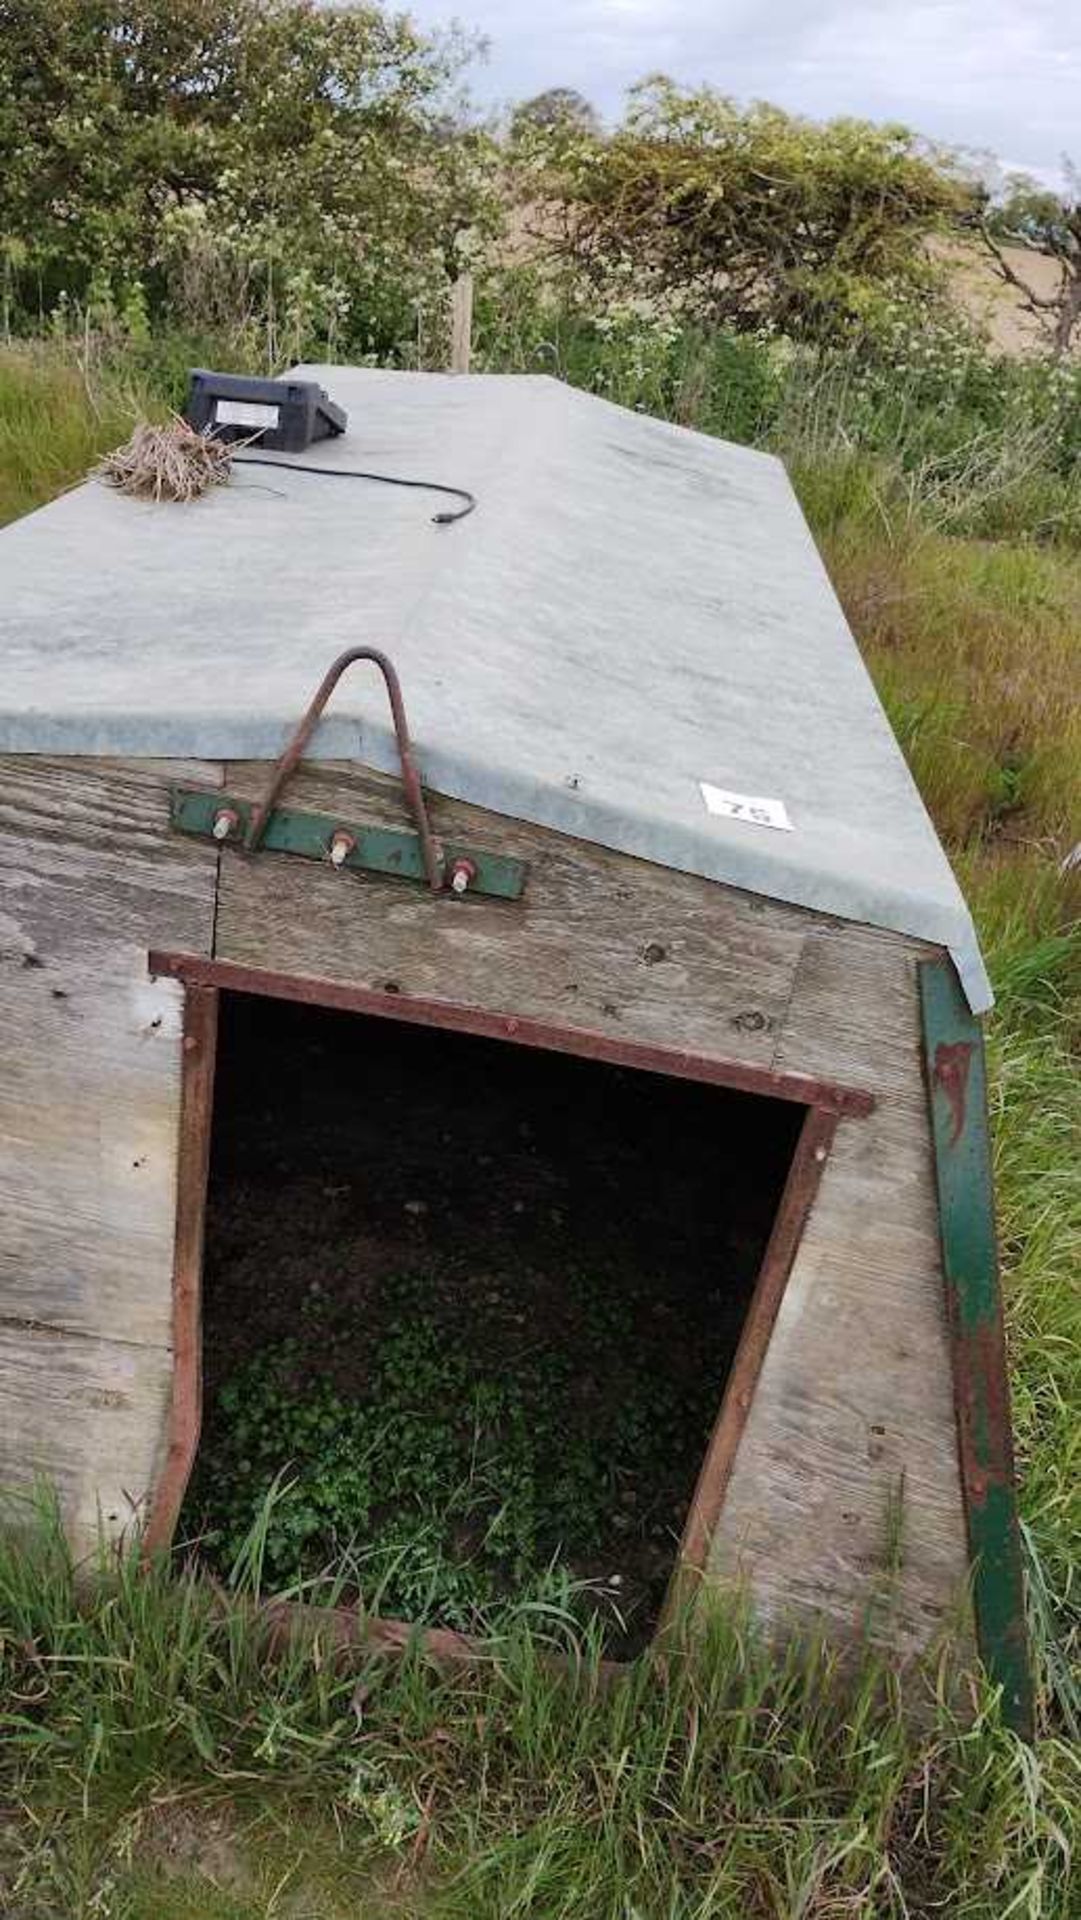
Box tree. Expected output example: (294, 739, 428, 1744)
(0, 1, 500, 351)
(510, 87, 599, 142)
(523, 75, 966, 341)
(977, 166, 1081, 359)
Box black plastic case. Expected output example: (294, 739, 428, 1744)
(185, 370, 348, 451)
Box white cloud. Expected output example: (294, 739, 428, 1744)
(411, 0, 1079, 177)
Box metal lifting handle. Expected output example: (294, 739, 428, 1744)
(245, 647, 445, 891)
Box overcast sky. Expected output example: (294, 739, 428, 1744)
(409, 0, 1078, 183)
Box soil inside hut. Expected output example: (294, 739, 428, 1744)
(183, 994, 803, 1654)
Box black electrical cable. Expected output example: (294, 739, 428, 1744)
(230, 453, 477, 524)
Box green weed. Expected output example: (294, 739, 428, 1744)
(184, 1262, 722, 1643)
(1, 1498, 1078, 1918)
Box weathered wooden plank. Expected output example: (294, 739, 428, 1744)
(0, 758, 221, 1345)
(0, 961, 187, 1340)
(214, 762, 812, 1066)
(0, 1319, 174, 1558)
(769, 919, 938, 1105)
(711, 931, 974, 1662)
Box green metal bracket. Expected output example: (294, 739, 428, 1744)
(170, 786, 527, 901)
(919, 956, 1033, 1738)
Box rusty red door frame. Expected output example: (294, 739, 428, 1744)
(143, 981, 219, 1557)
(148, 952, 873, 1118)
(143, 952, 865, 1611)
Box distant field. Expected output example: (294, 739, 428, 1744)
(931, 236, 1077, 358)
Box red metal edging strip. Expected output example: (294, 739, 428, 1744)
(919, 956, 1032, 1739)
(142, 984, 219, 1561)
(146, 951, 874, 1118)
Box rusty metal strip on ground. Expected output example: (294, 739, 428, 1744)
(919, 955, 1033, 1739)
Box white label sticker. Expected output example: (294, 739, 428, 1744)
(215, 399, 280, 429)
(699, 782, 793, 832)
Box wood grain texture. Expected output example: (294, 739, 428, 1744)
(0, 1318, 173, 1553)
(214, 762, 812, 1064)
(670, 1106, 838, 1602)
(0, 758, 221, 1346)
(711, 926, 974, 1662)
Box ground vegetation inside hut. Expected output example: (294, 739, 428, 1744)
(184, 1005, 799, 1653)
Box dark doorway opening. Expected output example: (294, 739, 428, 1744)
(181, 991, 804, 1651)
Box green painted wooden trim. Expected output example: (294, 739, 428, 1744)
(919, 956, 1033, 1738)
(170, 787, 527, 900)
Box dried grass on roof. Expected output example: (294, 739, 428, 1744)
(96, 417, 235, 502)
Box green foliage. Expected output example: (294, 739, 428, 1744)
(472, 272, 1081, 545)
(0, 0, 501, 359)
(509, 86, 599, 143)
(187, 1261, 715, 1636)
(0, 341, 156, 525)
(1, 1498, 1078, 1917)
(521, 75, 967, 341)
(986, 170, 1079, 252)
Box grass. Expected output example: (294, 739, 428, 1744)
(0, 331, 249, 528)
(1, 1497, 1078, 1919)
(0, 325, 1078, 1914)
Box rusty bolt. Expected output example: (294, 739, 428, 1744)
(449, 857, 477, 896)
(328, 830, 356, 869)
(211, 807, 239, 842)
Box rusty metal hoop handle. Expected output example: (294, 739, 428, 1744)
(244, 647, 445, 891)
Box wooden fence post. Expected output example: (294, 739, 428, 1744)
(450, 272, 473, 374)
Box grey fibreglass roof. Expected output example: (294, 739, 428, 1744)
(0, 364, 990, 1010)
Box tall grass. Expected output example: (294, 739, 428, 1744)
(1, 1497, 1077, 1918)
(0, 346, 145, 526)
(471, 273, 1081, 548)
(0, 333, 253, 528)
